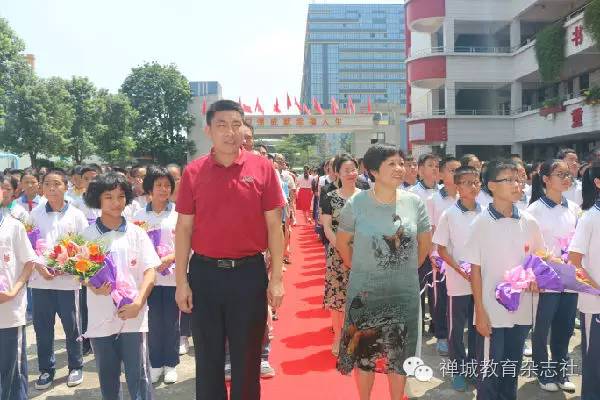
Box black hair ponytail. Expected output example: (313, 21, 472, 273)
(581, 161, 600, 210)
(304, 165, 309, 180)
(528, 159, 562, 205)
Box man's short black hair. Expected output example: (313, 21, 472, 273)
(417, 153, 439, 166)
(72, 165, 84, 176)
(129, 165, 146, 178)
(143, 166, 175, 195)
(206, 100, 244, 126)
(81, 164, 101, 176)
(363, 144, 405, 182)
(84, 172, 134, 209)
(460, 154, 479, 167)
(453, 166, 479, 185)
(484, 159, 518, 195)
(21, 169, 39, 181)
(440, 156, 460, 170)
(556, 148, 577, 160)
(42, 169, 68, 186)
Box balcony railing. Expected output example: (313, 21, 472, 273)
(454, 46, 511, 54)
(456, 108, 511, 116)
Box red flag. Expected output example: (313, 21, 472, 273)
(242, 103, 253, 113)
(201, 97, 207, 115)
(255, 98, 264, 115)
(294, 97, 302, 113)
(286, 93, 292, 110)
(302, 103, 311, 115)
(347, 95, 355, 114)
(367, 96, 372, 113)
(312, 97, 325, 115)
(331, 97, 339, 115)
(274, 97, 281, 113)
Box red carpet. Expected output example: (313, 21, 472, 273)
(261, 219, 395, 400)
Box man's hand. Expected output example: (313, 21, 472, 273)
(176, 282, 193, 313)
(117, 300, 143, 320)
(267, 277, 284, 308)
(475, 306, 492, 337)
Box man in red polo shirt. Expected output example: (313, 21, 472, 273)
(174, 99, 285, 400)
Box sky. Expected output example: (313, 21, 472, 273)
(1, 0, 405, 112)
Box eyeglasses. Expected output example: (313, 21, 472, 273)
(458, 180, 481, 187)
(550, 172, 573, 180)
(490, 178, 523, 185)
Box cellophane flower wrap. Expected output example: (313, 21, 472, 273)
(146, 228, 174, 276)
(431, 254, 471, 278)
(45, 234, 106, 280)
(88, 254, 138, 309)
(23, 221, 41, 249)
(0, 275, 9, 292)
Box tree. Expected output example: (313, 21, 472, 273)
(0, 18, 26, 126)
(274, 134, 318, 168)
(97, 93, 138, 165)
(121, 62, 194, 165)
(64, 77, 102, 164)
(1, 74, 74, 167)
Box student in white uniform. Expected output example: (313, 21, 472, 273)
(464, 160, 545, 400)
(16, 170, 43, 213)
(29, 169, 88, 390)
(433, 166, 481, 392)
(515, 161, 530, 211)
(476, 163, 494, 209)
(1, 175, 29, 222)
(409, 153, 440, 339)
(568, 161, 600, 400)
(0, 178, 38, 400)
(82, 172, 159, 400)
(527, 159, 580, 393)
(133, 167, 180, 384)
(557, 148, 583, 206)
(427, 156, 461, 356)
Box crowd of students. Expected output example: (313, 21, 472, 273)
(1, 141, 600, 400)
(308, 146, 600, 400)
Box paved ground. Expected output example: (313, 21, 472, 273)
(25, 318, 583, 399)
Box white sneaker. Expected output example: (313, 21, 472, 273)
(150, 367, 163, 384)
(558, 379, 576, 392)
(260, 360, 276, 378)
(523, 344, 533, 357)
(164, 367, 178, 384)
(179, 337, 189, 355)
(538, 381, 560, 392)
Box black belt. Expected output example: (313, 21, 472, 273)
(194, 253, 263, 269)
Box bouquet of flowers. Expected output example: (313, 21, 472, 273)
(87, 254, 138, 308)
(22, 221, 41, 249)
(146, 228, 175, 276)
(132, 220, 150, 231)
(46, 234, 106, 280)
(496, 251, 600, 311)
(431, 254, 471, 278)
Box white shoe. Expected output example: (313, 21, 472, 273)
(538, 381, 560, 392)
(558, 379, 576, 392)
(523, 344, 532, 357)
(179, 337, 189, 355)
(164, 367, 178, 384)
(150, 367, 163, 384)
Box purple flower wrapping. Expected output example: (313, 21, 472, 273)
(27, 228, 40, 249)
(88, 254, 137, 308)
(0, 275, 9, 292)
(522, 255, 564, 292)
(146, 229, 161, 249)
(546, 260, 600, 295)
(495, 282, 522, 312)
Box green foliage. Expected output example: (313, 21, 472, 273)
(1, 74, 74, 167)
(121, 62, 194, 165)
(542, 96, 561, 108)
(64, 77, 102, 164)
(274, 134, 317, 167)
(96, 93, 138, 165)
(535, 24, 566, 82)
(0, 18, 26, 126)
(584, 0, 600, 45)
(583, 86, 600, 105)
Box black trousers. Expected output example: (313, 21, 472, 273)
(188, 254, 268, 400)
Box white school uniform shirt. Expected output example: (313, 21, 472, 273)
(132, 202, 177, 287)
(476, 188, 493, 209)
(409, 181, 439, 219)
(0, 215, 38, 329)
(15, 194, 44, 214)
(70, 195, 102, 225)
(563, 179, 582, 206)
(2, 203, 29, 223)
(296, 176, 313, 189)
(81, 219, 161, 338)
(463, 204, 545, 328)
(432, 200, 482, 296)
(427, 187, 459, 227)
(28, 202, 88, 290)
(527, 196, 580, 293)
(569, 202, 600, 314)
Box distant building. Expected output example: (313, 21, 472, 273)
(189, 81, 222, 98)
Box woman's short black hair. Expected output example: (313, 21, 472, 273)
(84, 172, 134, 209)
(333, 153, 358, 173)
(1, 174, 19, 191)
(363, 144, 405, 182)
(142, 166, 175, 195)
(42, 169, 69, 186)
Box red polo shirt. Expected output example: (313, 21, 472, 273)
(176, 149, 286, 259)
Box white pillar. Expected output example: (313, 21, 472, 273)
(573, 76, 581, 95)
(445, 81, 456, 115)
(510, 19, 521, 49)
(511, 81, 522, 113)
(511, 143, 523, 156)
(443, 18, 455, 52)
